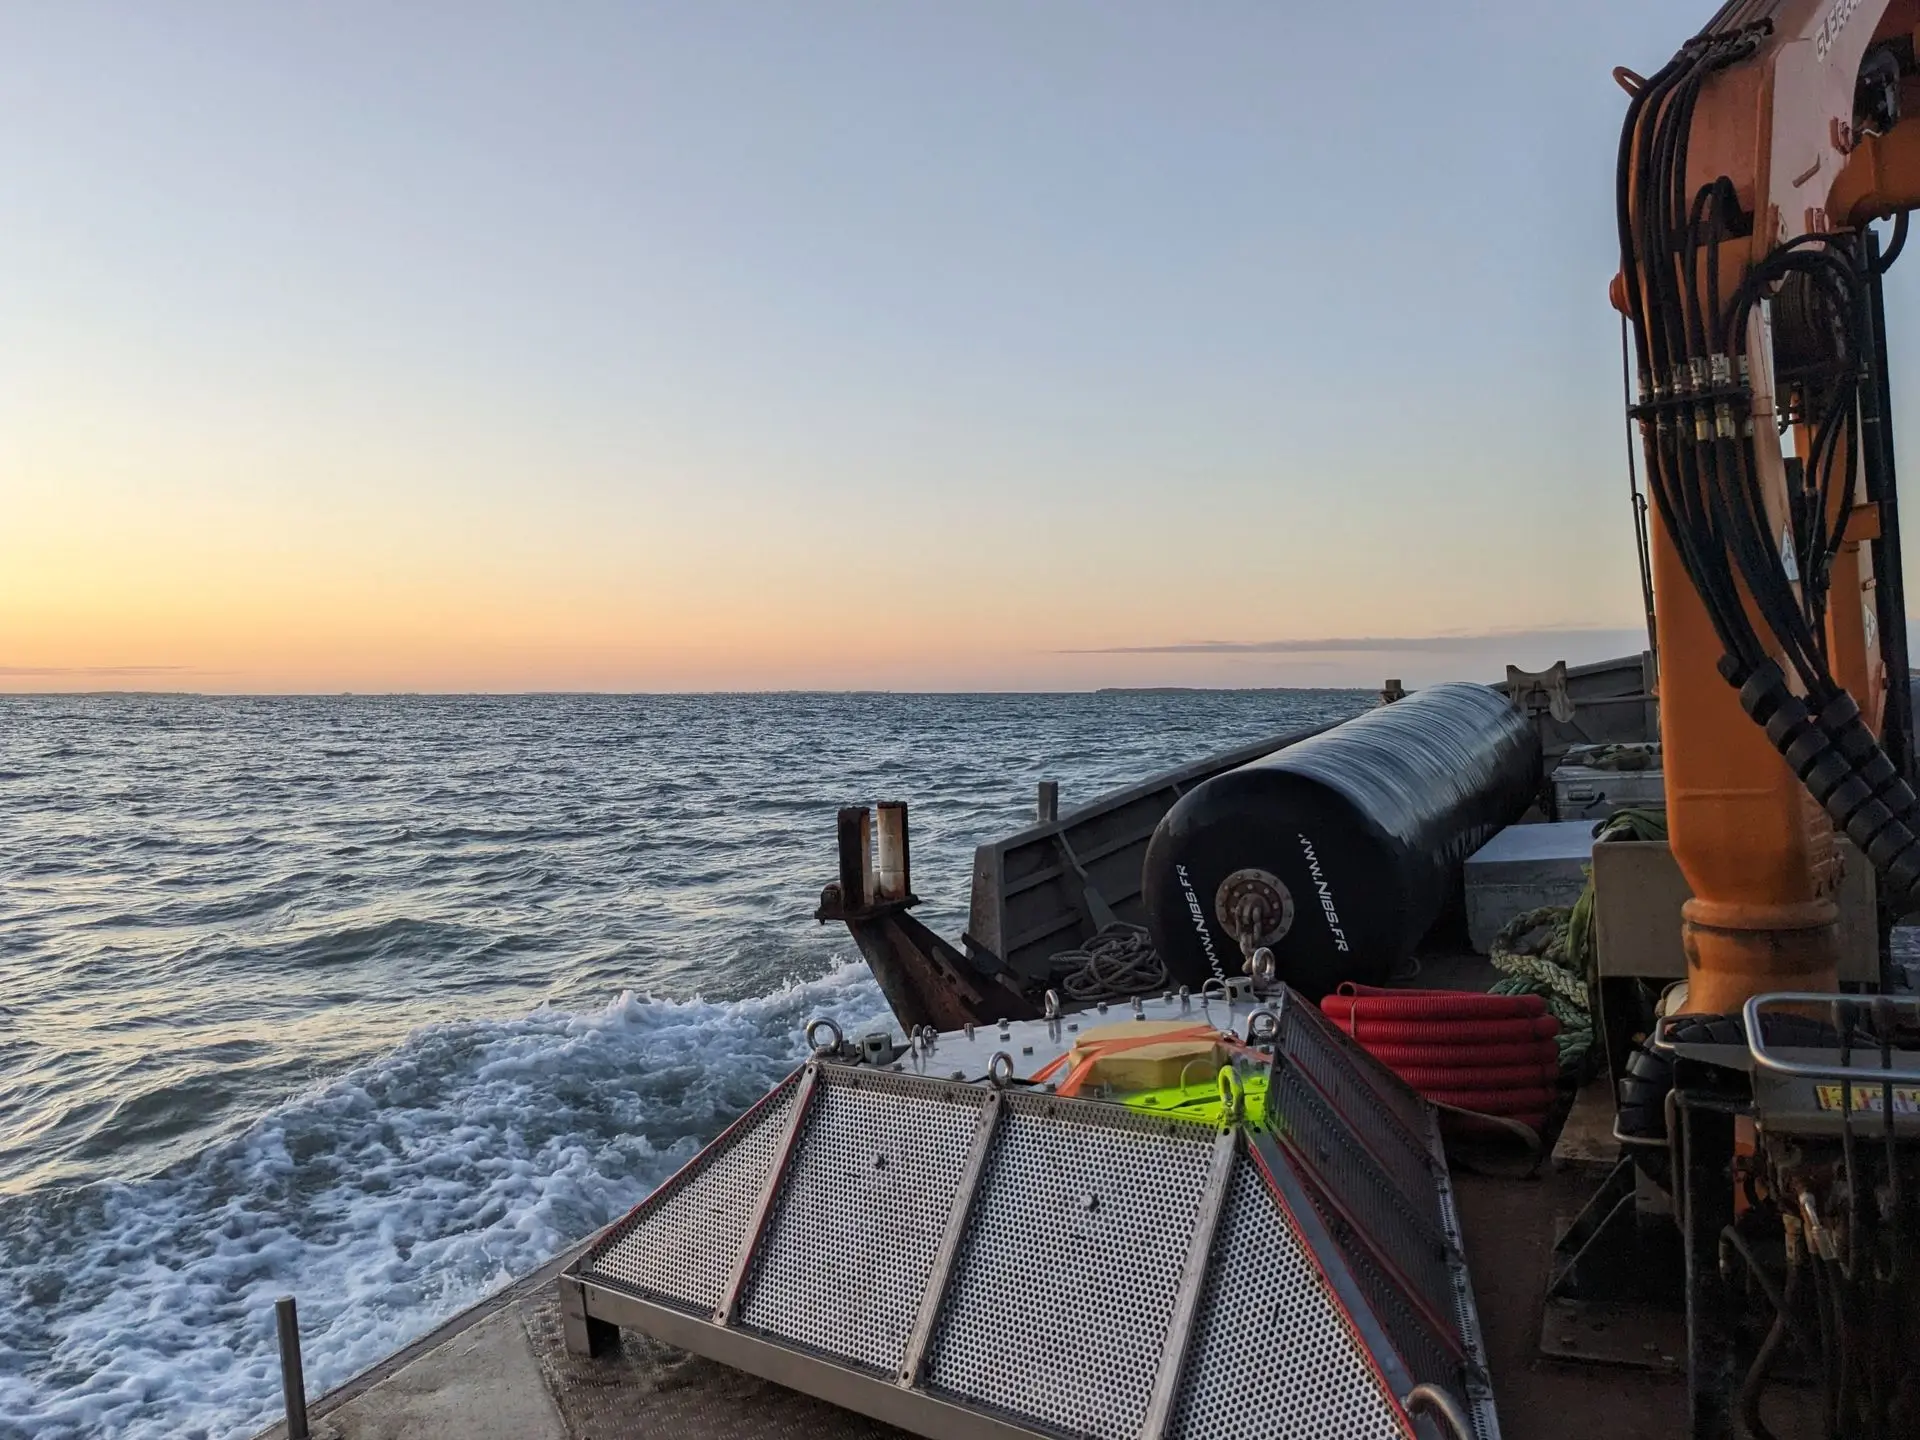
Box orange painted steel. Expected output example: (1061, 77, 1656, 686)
(1830, 108, 1920, 227)
(1616, 0, 1920, 1012)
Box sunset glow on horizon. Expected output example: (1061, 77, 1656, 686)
(10, 2, 1920, 694)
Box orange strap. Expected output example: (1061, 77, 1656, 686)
(1029, 1023, 1253, 1097)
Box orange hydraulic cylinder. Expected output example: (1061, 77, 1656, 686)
(1647, 507, 1840, 1015)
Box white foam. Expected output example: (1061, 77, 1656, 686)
(0, 964, 889, 1440)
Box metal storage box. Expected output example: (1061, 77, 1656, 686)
(1551, 746, 1665, 822)
(1591, 836, 1877, 981)
(1463, 821, 1598, 955)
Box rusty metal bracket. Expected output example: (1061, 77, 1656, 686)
(1506, 662, 1576, 724)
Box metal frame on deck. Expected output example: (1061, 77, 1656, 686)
(714, 1065, 819, 1326)
(898, 1088, 1003, 1389)
(560, 1006, 1496, 1440)
(562, 1063, 1234, 1440)
(1136, 1131, 1238, 1439)
(565, 1278, 1042, 1440)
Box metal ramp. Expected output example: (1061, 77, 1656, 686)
(560, 991, 1495, 1440)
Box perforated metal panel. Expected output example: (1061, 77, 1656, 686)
(1308, 1178, 1464, 1388)
(921, 1095, 1215, 1439)
(1169, 1158, 1413, 1440)
(738, 1071, 988, 1374)
(1271, 1044, 1442, 1233)
(582, 1070, 803, 1312)
(567, 1040, 1497, 1440)
(1428, 1136, 1501, 1440)
(1269, 1063, 1460, 1341)
(1279, 995, 1435, 1178)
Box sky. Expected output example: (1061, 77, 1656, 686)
(6, 2, 1920, 693)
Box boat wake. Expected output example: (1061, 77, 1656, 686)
(0, 964, 889, 1440)
(0, 689, 1365, 1438)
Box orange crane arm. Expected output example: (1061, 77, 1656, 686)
(1616, 0, 1920, 1012)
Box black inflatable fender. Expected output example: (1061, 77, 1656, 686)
(1141, 683, 1542, 998)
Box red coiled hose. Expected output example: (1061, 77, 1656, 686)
(1323, 989, 1546, 1022)
(1365, 1040, 1560, 1069)
(1326, 1016, 1560, 1045)
(1321, 986, 1563, 1132)
(1392, 1063, 1560, 1091)
(1419, 1086, 1557, 1115)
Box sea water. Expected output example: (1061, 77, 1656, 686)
(0, 689, 1367, 1439)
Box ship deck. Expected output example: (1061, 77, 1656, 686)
(247, 667, 1851, 1438)
(256, 951, 1736, 1440)
(253, 1150, 1694, 1440)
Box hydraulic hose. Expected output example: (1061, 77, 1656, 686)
(1618, 23, 1920, 914)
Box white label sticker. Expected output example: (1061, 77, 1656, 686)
(1781, 522, 1801, 583)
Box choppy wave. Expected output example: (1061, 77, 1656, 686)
(0, 967, 889, 1440)
(0, 690, 1368, 1437)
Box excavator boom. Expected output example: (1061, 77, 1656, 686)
(1618, 0, 1920, 1013)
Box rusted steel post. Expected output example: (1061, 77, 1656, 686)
(274, 1296, 310, 1440)
(836, 806, 872, 911)
(875, 801, 910, 902)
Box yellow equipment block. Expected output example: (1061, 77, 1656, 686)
(1065, 1021, 1232, 1095)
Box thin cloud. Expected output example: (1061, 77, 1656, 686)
(0, 665, 196, 676)
(1064, 626, 1645, 656)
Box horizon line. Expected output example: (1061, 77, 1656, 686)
(0, 682, 1394, 700)
(1064, 624, 1649, 656)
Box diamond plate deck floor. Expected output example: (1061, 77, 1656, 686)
(260, 1242, 911, 1440)
(521, 1290, 908, 1440)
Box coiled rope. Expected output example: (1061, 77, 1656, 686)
(1488, 806, 1668, 1068)
(1051, 922, 1168, 1002)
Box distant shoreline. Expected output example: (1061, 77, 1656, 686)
(1, 685, 1382, 700)
(1093, 685, 1370, 695)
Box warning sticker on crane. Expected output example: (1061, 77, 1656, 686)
(1814, 1083, 1920, 1114)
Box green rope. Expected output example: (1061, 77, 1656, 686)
(1487, 807, 1668, 1070)
(1593, 806, 1668, 844)
(1563, 742, 1662, 773)
(1488, 907, 1592, 1067)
